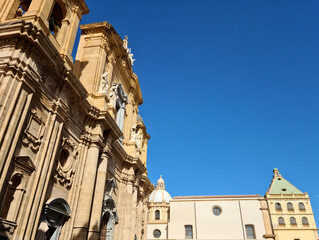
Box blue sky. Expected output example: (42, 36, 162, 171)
(74, 0, 319, 223)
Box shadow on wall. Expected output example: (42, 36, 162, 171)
(34, 221, 102, 240)
(0, 219, 113, 239)
(0, 222, 10, 240)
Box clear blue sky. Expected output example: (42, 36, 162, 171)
(74, 0, 319, 223)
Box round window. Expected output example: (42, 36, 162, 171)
(153, 229, 161, 238)
(212, 206, 222, 216)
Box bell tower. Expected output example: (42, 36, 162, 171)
(0, 0, 89, 66)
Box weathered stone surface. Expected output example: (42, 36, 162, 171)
(0, 1, 153, 239)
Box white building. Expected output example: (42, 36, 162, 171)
(147, 176, 274, 240)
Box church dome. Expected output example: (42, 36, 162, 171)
(149, 176, 172, 203)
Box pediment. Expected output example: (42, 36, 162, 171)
(14, 156, 36, 175)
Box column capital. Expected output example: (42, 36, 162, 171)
(90, 134, 105, 149)
(102, 143, 113, 158)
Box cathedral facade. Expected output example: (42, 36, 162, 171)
(0, 0, 153, 239)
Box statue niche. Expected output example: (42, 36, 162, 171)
(98, 70, 109, 94)
(100, 178, 118, 240)
(108, 83, 128, 134)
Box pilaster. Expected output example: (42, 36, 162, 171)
(87, 145, 113, 240)
(72, 130, 104, 239)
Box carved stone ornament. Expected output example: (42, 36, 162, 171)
(130, 125, 143, 149)
(21, 109, 45, 152)
(54, 137, 78, 188)
(123, 35, 136, 65)
(130, 124, 137, 141)
(108, 82, 119, 107)
(108, 83, 128, 108)
(98, 70, 109, 94)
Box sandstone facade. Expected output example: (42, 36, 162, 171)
(0, 0, 153, 239)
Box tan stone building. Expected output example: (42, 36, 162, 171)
(265, 168, 319, 240)
(147, 176, 275, 240)
(0, 0, 153, 239)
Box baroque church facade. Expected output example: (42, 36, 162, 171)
(0, 0, 154, 239)
(147, 170, 318, 240)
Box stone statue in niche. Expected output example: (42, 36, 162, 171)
(108, 82, 118, 107)
(98, 70, 109, 94)
(135, 129, 143, 149)
(54, 137, 78, 188)
(115, 84, 128, 133)
(130, 125, 143, 149)
(130, 125, 137, 141)
(108, 83, 128, 133)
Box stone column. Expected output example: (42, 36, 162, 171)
(87, 146, 112, 240)
(0, 0, 20, 21)
(73, 139, 102, 239)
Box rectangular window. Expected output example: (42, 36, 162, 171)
(245, 225, 256, 239)
(185, 225, 193, 239)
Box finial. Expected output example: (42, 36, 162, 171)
(156, 175, 165, 190)
(273, 168, 281, 177)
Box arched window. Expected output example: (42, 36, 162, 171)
(302, 217, 309, 225)
(299, 202, 306, 211)
(15, 0, 32, 17)
(0, 174, 23, 221)
(275, 202, 282, 211)
(290, 217, 297, 225)
(287, 202, 294, 211)
(278, 217, 285, 225)
(49, 2, 64, 35)
(155, 210, 160, 220)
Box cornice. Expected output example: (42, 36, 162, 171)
(79, 21, 144, 105)
(80, 22, 113, 36)
(113, 139, 128, 161)
(0, 20, 92, 114)
(266, 196, 310, 201)
(98, 110, 123, 140)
